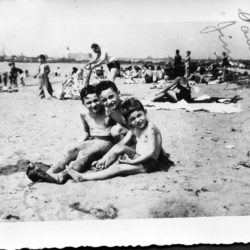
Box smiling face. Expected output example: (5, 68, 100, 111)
(83, 93, 102, 113)
(99, 88, 120, 110)
(127, 110, 148, 129)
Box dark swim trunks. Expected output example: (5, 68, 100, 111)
(145, 74, 153, 83)
(143, 158, 158, 173)
(176, 87, 191, 102)
(107, 60, 120, 71)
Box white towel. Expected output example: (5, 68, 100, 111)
(143, 99, 241, 114)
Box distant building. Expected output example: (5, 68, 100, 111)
(17, 54, 29, 62)
(67, 52, 92, 62)
(117, 57, 170, 64)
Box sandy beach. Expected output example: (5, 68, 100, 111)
(0, 75, 250, 221)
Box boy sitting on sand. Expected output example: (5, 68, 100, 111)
(92, 80, 171, 170)
(27, 85, 115, 184)
(67, 98, 162, 181)
(95, 80, 129, 141)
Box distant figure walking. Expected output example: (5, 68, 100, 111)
(34, 54, 54, 99)
(185, 50, 191, 78)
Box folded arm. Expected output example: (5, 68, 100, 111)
(119, 127, 158, 165)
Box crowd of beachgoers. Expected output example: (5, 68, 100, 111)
(1, 46, 247, 101)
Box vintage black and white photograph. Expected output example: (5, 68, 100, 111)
(0, 0, 250, 247)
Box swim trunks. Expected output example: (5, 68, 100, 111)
(142, 158, 158, 173)
(176, 87, 191, 102)
(107, 60, 120, 71)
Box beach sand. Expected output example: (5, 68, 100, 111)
(0, 76, 250, 221)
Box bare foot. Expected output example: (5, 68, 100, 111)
(67, 168, 84, 182)
(45, 169, 69, 184)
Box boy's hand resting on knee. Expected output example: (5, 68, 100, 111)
(91, 158, 107, 170)
(118, 154, 134, 164)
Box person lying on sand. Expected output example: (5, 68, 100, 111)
(151, 76, 192, 103)
(67, 98, 163, 181)
(26, 85, 115, 184)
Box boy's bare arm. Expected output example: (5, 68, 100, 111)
(119, 130, 133, 146)
(85, 53, 100, 67)
(91, 58, 105, 69)
(90, 51, 107, 69)
(80, 113, 90, 141)
(119, 126, 158, 165)
(92, 130, 133, 169)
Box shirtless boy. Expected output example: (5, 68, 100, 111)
(26, 85, 115, 184)
(92, 80, 170, 170)
(95, 80, 129, 141)
(67, 98, 162, 181)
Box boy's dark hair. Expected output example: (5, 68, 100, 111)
(91, 43, 99, 49)
(176, 49, 180, 54)
(121, 98, 145, 121)
(38, 54, 46, 60)
(80, 85, 97, 103)
(95, 80, 118, 96)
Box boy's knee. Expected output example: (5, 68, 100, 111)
(67, 147, 79, 156)
(111, 125, 120, 138)
(111, 125, 128, 138)
(71, 155, 90, 172)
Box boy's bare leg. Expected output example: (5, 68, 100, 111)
(68, 162, 146, 182)
(98, 144, 136, 169)
(111, 124, 128, 137)
(111, 124, 128, 142)
(68, 139, 114, 172)
(165, 90, 178, 102)
(47, 147, 80, 174)
(151, 92, 166, 102)
(45, 139, 113, 184)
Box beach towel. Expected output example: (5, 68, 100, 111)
(143, 99, 241, 113)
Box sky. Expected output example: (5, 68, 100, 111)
(0, 0, 250, 59)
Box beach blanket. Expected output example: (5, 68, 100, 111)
(143, 99, 241, 113)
